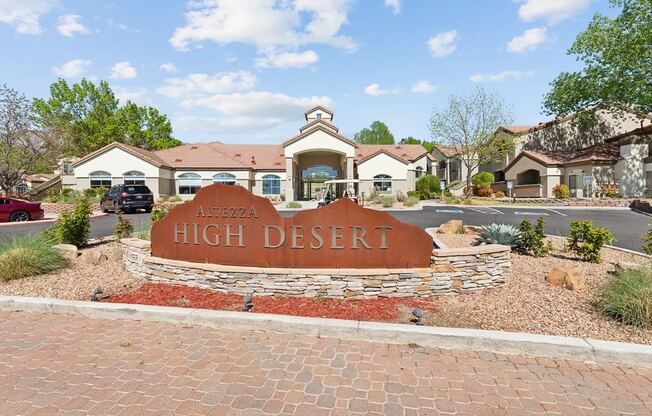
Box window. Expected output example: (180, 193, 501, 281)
(0, 198, 10, 205)
(62, 162, 73, 174)
(415, 166, 424, 178)
(262, 174, 281, 195)
(316, 113, 322, 119)
(373, 174, 392, 193)
(15, 184, 29, 194)
(178, 173, 202, 195)
(123, 171, 145, 186)
(89, 171, 112, 188)
(212, 173, 237, 185)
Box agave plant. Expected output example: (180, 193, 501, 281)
(477, 223, 522, 247)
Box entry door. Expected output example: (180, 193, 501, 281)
(569, 174, 583, 198)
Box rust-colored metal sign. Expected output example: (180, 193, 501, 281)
(151, 184, 432, 268)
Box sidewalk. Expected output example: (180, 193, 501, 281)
(1, 309, 650, 415)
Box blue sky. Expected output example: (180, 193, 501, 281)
(0, 0, 614, 144)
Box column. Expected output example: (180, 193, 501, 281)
(346, 157, 354, 179)
(284, 157, 294, 202)
(445, 159, 450, 183)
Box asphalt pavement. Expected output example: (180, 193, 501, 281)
(0, 205, 649, 253)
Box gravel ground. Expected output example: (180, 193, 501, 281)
(0, 242, 141, 301)
(433, 234, 652, 344)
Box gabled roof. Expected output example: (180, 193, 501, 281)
(299, 118, 339, 133)
(505, 144, 621, 172)
(154, 142, 285, 170)
(282, 124, 358, 148)
(356, 144, 429, 163)
(499, 125, 536, 135)
(73, 142, 171, 168)
(432, 144, 465, 158)
(356, 149, 409, 165)
(304, 106, 333, 119)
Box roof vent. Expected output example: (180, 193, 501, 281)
(251, 156, 256, 165)
(401, 153, 408, 157)
(234, 153, 242, 157)
(190, 145, 198, 149)
(174, 158, 182, 163)
(395, 145, 401, 149)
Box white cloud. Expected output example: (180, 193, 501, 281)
(0, 0, 53, 35)
(169, 0, 356, 56)
(160, 63, 177, 73)
(255, 50, 319, 69)
(427, 31, 457, 58)
(411, 80, 438, 94)
(56, 14, 89, 38)
(506, 27, 548, 53)
(52, 59, 91, 78)
(176, 92, 333, 131)
(157, 71, 257, 99)
(110, 61, 138, 79)
(364, 83, 398, 96)
(517, 0, 591, 25)
(470, 70, 535, 83)
(113, 86, 151, 106)
(385, 0, 400, 14)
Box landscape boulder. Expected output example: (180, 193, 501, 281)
(438, 220, 465, 235)
(53, 244, 78, 260)
(81, 251, 109, 265)
(546, 267, 586, 291)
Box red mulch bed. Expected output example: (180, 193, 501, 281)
(104, 283, 438, 322)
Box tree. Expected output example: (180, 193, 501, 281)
(0, 85, 56, 195)
(399, 136, 436, 152)
(354, 121, 395, 144)
(33, 78, 181, 155)
(544, 0, 652, 117)
(430, 87, 513, 187)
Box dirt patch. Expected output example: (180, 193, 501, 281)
(0, 242, 141, 301)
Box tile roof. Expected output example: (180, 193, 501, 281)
(355, 144, 429, 163)
(514, 144, 621, 168)
(154, 142, 286, 170)
(500, 125, 537, 135)
(73, 142, 171, 168)
(432, 144, 465, 158)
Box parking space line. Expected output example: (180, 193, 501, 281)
(436, 209, 464, 214)
(468, 207, 503, 215)
(546, 209, 568, 217)
(514, 211, 549, 216)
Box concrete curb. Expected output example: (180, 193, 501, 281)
(421, 202, 631, 210)
(1, 295, 651, 365)
(0, 212, 110, 228)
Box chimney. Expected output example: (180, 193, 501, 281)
(251, 156, 256, 165)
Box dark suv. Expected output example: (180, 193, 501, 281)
(100, 185, 154, 213)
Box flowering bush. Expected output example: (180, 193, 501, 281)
(552, 184, 570, 199)
(601, 184, 619, 198)
(474, 187, 493, 197)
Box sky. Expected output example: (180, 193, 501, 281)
(0, 0, 616, 145)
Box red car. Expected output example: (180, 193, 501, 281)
(0, 197, 45, 222)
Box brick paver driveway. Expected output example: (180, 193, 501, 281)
(1, 311, 652, 415)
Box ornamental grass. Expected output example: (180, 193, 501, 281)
(0, 234, 68, 281)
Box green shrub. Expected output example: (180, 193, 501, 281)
(286, 201, 302, 208)
(168, 195, 182, 202)
(600, 184, 619, 198)
(132, 223, 152, 241)
(567, 220, 615, 263)
(381, 195, 395, 208)
(519, 218, 551, 257)
(477, 224, 521, 247)
(395, 190, 405, 203)
(598, 266, 652, 328)
(495, 191, 506, 198)
(642, 221, 652, 255)
(47, 197, 92, 247)
(114, 215, 134, 239)
(552, 184, 570, 199)
(404, 196, 419, 207)
(416, 175, 440, 195)
(151, 207, 168, 223)
(472, 171, 494, 188)
(0, 234, 68, 281)
(45, 188, 83, 204)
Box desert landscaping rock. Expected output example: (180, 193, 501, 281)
(546, 266, 586, 290)
(52, 244, 78, 260)
(437, 219, 465, 235)
(80, 250, 108, 265)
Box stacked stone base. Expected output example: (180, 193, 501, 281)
(122, 239, 511, 298)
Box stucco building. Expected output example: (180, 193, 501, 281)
(63, 107, 432, 201)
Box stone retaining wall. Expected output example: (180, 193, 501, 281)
(121, 238, 511, 298)
(42, 202, 101, 214)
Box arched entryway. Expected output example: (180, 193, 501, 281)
(294, 151, 346, 200)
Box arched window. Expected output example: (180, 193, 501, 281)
(262, 174, 281, 195)
(89, 171, 112, 188)
(123, 170, 145, 186)
(178, 173, 202, 194)
(212, 173, 237, 185)
(415, 166, 424, 178)
(373, 174, 392, 193)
